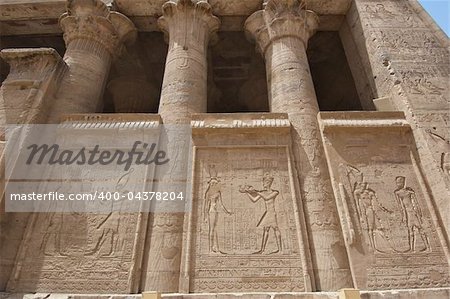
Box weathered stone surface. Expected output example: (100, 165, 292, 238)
(0, 0, 352, 34)
(319, 112, 450, 290)
(0, 0, 449, 296)
(47, 0, 136, 122)
(2, 288, 450, 299)
(344, 0, 450, 243)
(140, 0, 219, 293)
(245, 0, 352, 291)
(185, 113, 313, 292)
(0, 48, 66, 290)
(0, 48, 65, 125)
(5, 114, 160, 294)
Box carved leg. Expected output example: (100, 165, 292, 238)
(209, 212, 218, 253)
(85, 230, 106, 256)
(56, 230, 68, 257)
(99, 230, 114, 257)
(367, 228, 376, 251)
(208, 226, 214, 253)
(270, 227, 282, 255)
(212, 231, 220, 253)
(419, 228, 431, 252)
(409, 227, 416, 252)
(253, 227, 270, 254)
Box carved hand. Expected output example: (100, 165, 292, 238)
(238, 185, 247, 193)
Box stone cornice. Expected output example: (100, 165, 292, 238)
(318, 111, 411, 132)
(0, 0, 352, 35)
(59, 0, 136, 58)
(191, 112, 290, 131)
(245, 0, 319, 55)
(60, 113, 162, 129)
(0, 0, 352, 20)
(158, 0, 220, 47)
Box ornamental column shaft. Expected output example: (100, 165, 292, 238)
(245, 0, 353, 290)
(157, 0, 219, 124)
(140, 0, 219, 292)
(48, 0, 136, 122)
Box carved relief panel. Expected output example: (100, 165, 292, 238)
(319, 112, 450, 290)
(6, 114, 159, 293)
(182, 114, 313, 292)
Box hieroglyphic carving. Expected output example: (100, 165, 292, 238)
(7, 181, 144, 293)
(398, 67, 447, 98)
(338, 158, 449, 288)
(203, 165, 232, 254)
(320, 112, 450, 290)
(5, 116, 155, 293)
(354, 0, 449, 106)
(361, 1, 420, 28)
(156, 0, 219, 123)
(394, 176, 431, 252)
(425, 129, 450, 176)
(191, 147, 306, 292)
(239, 173, 282, 255)
(351, 1, 450, 241)
(343, 167, 395, 253)
(245, 1, 353, 289)
(368, 30, 447, 63)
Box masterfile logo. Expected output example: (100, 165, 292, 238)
(4, 123, 192, 213)
(26, 141, 170, 171)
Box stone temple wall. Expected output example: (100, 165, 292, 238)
(0, 0, 448, 296)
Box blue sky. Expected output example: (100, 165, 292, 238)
(418, 0, 449, 36)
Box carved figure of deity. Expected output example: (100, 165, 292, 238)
(85, 169, 134, 257)
(40, 213, 67, 256)
(353, 181, 393, 253)
(85, 212, 121, 257)
(203, 176, 231, 254)
(239, 173, 282, 254)
(394, 176, 431, 252)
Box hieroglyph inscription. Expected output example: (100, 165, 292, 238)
(191, 147, 305, 292)
(7, 167, 145, 293)
(334, 144, 449, 289)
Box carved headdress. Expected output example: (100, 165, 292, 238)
(263, 172, 274, 185)
(207, 164, 220, 184)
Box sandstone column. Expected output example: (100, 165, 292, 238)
(48, 0, 136, 122)
(140, 0, 219, 292)
(157, 0, 219, 123)
(245, 0, 353, 290)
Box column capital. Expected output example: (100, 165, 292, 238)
(245, 0, 319, 55)
(1, 48, 64, 82)
(59, 0, 136, 58)
(158, 0, 220, 49)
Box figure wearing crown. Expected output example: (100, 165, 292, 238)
(239, 173, 282, 254)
